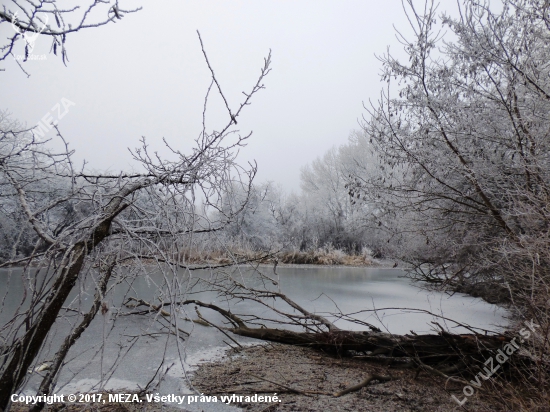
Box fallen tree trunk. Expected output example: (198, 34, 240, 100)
(229, 326, 508, 365)
(126, 297, 531, 377)
(120, 262, 548, 409)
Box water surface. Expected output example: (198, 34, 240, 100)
(0, 265, 507, 411)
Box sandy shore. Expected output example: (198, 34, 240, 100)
(191, 344, 505, 412)
(10, 343, 505, 411)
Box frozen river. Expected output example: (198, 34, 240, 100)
(0, 265, 508, 411)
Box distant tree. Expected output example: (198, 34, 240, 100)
(297, 139, 375, 253)
(215, 181, 284, 250)
(301, 148, 348, 232)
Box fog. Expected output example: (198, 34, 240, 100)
(1, 0, 459, 191)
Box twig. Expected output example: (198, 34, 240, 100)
(124, 297, 170, 317)
(413, 356, 473, 389)
(195, 306, 243, 348)
(248, 373, 313, 397)
(333, 374, 392, 397)
(223, 340, 238, 350)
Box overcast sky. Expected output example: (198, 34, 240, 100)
(2, 0, 459, 191)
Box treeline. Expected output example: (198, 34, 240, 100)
(203, 131, 387, 264)
(218, 0, 550, 312)
(217, 1, 550, 404)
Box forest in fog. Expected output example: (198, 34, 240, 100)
(1, 0, 549, 410)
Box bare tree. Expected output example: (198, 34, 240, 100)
(0, 32, 271, 410)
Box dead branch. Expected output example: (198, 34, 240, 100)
(333, 373, 393, 397)
(195, 306, 242, 348)
(248, 373, 313, 397)
(124, 297, 171, 317)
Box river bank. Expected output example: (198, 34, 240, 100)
(192, 344, 504, 411)
(179, 246, 386, 268)
(8, 343, 509, 411)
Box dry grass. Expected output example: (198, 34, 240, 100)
(177, 245, 373, 267)
(277, 247, 372, 266)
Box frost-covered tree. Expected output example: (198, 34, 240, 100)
(348, 0, 550, 304)
(340, 2, 550, 401)
(0, 41, 271, 410)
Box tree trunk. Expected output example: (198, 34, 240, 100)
(0, 198, 130, 411)
(229, 326, 507, 365)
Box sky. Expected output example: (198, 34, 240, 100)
(1, 0, 459, 191)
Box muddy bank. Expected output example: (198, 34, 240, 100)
(192, 344, 504, 412)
